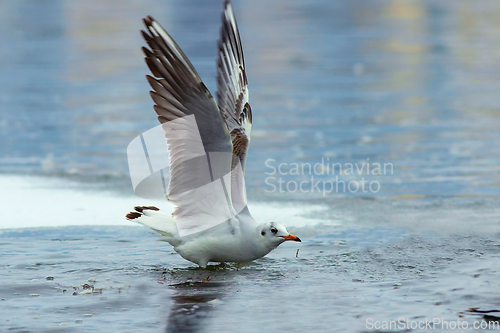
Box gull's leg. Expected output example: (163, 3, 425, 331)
(198, 259, 208, 268)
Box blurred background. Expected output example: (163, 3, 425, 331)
(1, 0, 500, 201)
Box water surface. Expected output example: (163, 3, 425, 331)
(1, 0, 500, 332)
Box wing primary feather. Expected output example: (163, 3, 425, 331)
(150, 92, 186, 117)
(141, 14, 237, 234)
(146, 75, 187, 112)
(216, 0, 251, 210)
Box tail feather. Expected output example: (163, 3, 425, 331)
(126, 212, 142, 219)
(126, 206, 178, 240)
(134, 206, 160, 213)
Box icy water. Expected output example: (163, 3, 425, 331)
(1, 0, 500, 332)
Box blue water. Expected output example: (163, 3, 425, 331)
(1, 0, 500, 332)
(1, 226, 500, 332)
(2, 0, 500, 199)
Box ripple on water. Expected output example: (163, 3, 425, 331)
(1, 227, 499, 332)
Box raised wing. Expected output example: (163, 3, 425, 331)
(142, 16, 237, 236)
(217, 1, 252, 210)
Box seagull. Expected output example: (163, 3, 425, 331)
(126, 0, 301, 268)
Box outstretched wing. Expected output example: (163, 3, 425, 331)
(217, 1, 252, 210)
(142, 16, 236, 236)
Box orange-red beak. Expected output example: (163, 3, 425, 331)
(280, 234, 301, 242)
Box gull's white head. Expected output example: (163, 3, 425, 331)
(259, 222, 301, 249)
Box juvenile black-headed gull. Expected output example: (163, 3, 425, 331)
(126, 0, 301, 268)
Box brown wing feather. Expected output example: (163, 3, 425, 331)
(141, 15, 235, 222)
(216, 1, 252, 172)
(141, 16, 232, 153)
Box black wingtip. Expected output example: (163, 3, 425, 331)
(142, 16, 157, 30)
(142, 46, 153, 57)
(126, 212, 141, 220)
(135, 206, 160, 213)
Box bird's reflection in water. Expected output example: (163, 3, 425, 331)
(165, 280, 228, 333)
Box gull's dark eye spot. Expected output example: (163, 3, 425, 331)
(261, 231, 266, 236)
(271, 227, 277, 235)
